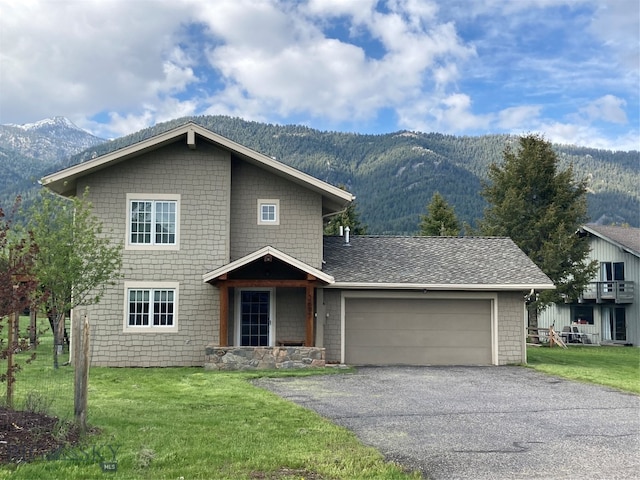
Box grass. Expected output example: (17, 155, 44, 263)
(0, 318, 419, 479)
(527, 345, 640, 394)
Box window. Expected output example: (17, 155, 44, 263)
(124, 282, 178, 332)
(571, 305, 594, 325)
(126, 194, 180, 250)
(257, 199, 279, 225)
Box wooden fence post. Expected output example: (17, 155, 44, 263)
(6, 311, 15, 410)
(29, 306, 37, 348)
(74, 315, 90, 434)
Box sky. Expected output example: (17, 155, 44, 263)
(0, 0, 638, 150)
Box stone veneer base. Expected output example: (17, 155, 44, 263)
(204, 346, 325, 370)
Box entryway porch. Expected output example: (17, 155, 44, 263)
(202, 246, 332, 370)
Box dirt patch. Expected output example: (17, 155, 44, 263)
(250, 467, 328, 479)
(0, 407, 81, 464)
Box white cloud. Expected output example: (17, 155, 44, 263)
(0, 0, 636, 149)
(589, 0, 640, 70)
(579, 95, 628, 125)
(497, 105, 543, 130)
(532, 120, 638, 151)
(396, 92, 492, 133)
(0, 0, 196, 133)
(196, 0, 473, 127)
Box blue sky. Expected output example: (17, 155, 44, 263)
(1, 0, 638, 150)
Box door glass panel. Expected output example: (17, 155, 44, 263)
(613, 263, 625, 281)
(240, 291, 270, 346)
(614, 308, 626, 341)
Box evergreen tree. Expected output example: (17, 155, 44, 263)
(419, 192, 461, 236)
(479, 134, 597, 333)
(324, 198, 367, 235)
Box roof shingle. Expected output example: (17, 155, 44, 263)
(322, 236, 554, 288)
(583, 224, 640, 257)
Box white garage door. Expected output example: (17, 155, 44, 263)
(345, 297, 492, 365)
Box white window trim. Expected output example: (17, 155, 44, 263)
(123, 281, 179, 333)
(126, 193, 181, 251)
(257, 199, 280, 225)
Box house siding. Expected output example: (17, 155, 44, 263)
(497, 291, 526, 364)
(229, 160, 323, 268)
(322, 289, 343, 363)
(77, 141, 230, 366)
(275, 288, 307, 344)
(539, 234, 639, 346)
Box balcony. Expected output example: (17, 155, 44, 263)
(580, 281, 634, 304)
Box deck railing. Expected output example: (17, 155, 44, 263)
(580, 281, 634, 304)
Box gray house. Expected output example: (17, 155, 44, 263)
(41, 122, 554, 368)
(539, 224, 639, 346)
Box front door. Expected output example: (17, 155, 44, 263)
(238, 289, 273, 346)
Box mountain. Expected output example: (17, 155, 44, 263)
(1, 115, 638, 232)
(0, 116, 104, 163)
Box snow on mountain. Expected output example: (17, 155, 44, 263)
(0, 116, 105, 163)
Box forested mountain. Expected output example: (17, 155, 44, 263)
(1, 115, 638, 233)
(0, 117, 103, 162)
(0, 117, 104, 208)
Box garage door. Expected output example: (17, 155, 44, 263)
(345, 297, 492, 365)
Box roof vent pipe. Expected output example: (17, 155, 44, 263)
(339, 225, 344, 236)
(344, 226, 350, 245)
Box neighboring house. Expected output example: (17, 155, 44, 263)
(539, 224, 639, 346)
(41, 122, 554, 368)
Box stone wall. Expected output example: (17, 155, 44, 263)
(205, 346, 325, 370)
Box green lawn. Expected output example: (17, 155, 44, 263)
(0, 322, 419, 480)
(527, 345, 640, 394)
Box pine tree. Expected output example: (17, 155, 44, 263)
(419, 192, 461, 236)
(324, 190, 367, 235)
(479, 134, 597, 333)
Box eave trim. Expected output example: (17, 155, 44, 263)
(325, 282, 556, 291)
(202, 246, 334, 284)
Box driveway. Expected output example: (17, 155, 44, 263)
(255, 366, 640, 479)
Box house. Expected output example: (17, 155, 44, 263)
(40, 122, 554, 368)
(539, 224, 639, 346)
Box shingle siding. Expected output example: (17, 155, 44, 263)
(78, 141, 229, 366)
(497, 292, 526, 364)
(275, 288, 306, 343)
(230, 160, 323, 268)
(322, 289, 343, 363)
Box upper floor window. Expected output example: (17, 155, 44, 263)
(257, 199, 279, 225)
(601, 262, 624, 281)
(126, 194, 180, 250)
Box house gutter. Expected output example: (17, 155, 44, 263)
(325, 282, 556, 291)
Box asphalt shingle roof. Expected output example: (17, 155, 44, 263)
(584, 224, 640, 257)
(322, 235, 554, 287)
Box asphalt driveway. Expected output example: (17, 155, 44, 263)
(255, 366, 640, 479)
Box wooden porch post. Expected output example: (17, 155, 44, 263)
(305, 283, 314, 347)
(219, 282, 228, 347)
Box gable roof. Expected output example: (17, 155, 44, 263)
(581, 224, 640, 258)
(40, 122, 353, 214)
(202, 246, 334, 284)
(322, 236, 555, 291)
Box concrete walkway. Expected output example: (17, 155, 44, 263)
(255, 366, 640, 479)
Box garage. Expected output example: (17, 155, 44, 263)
(344, 297, 492, 365)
